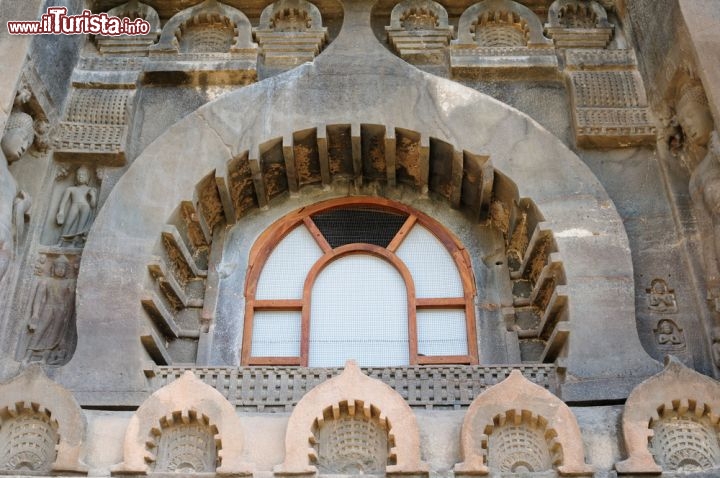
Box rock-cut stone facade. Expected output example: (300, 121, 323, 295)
(1, 0, 720, 477)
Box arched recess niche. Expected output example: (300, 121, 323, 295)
(57, 2, 659, 405)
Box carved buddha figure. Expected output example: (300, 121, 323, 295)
(55, 166, 97, 246)
(24, 256, 76, 365)
(1, 111, 34, 163)
(655, 319, 682, 346)
(675, 80, 715, 170)
(689, 131, 720, 305)
(0, 111, 35, 283)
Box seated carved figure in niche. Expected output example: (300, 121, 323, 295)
(0, 107, 34, 283)
(23, 255, 76, 365)
(646, 279, 677, 313)
(654, 319, 684, 350)
(55, 166, 97, 247)
(690, 132, 720, 309)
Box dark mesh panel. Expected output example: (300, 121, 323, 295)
(311, 208, 408, 248)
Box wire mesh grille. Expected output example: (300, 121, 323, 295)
(251, 311, 302, 357)
(256, 225, 323, 300)
(311, 208, 408, 248)
(309, 254, 409, 367)
(417, 309, 468, 356)
(395, 224, 464, 298)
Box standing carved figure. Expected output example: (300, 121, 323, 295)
(0, 110, 34, 282)
(24, 256, 76, 364)
(689, 131, 720, 308)
(56, 166, 97, 247)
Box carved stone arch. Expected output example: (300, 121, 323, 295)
(454, 370, 593, 476)
(112, 371, 253, 475)
(274, 361, 428, 476)
(150, 0, 256, 53)
(547, 0, 611, 29)
(615, 356, 720, 474)
(388, 0, 450, 30)
(62, 17, 660, 403)
(0, 365, 87, 473)
(455, 0, 552, 46)
(96, 1, 161, 55)
(258, 0, 325, 32)
(105, 0, 160, 31)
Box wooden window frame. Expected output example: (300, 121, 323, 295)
(242, 197, 479, 366)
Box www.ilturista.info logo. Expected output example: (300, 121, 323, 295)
(7, 7, 151, 35)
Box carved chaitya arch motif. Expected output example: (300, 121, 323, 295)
(0, 365, 87, 473)
(95, 0, 161, 55)
(112, 370, 253, 475)
(545, 0, 613, 48)
(253, 0, 329, 68)
(454, 370, 593, 476)
(450, 0, 556, 80)
(616, 356, 720, 474)
(274, 361, 428, 476)
(138, 124, 567, 369)
(152, 0, 255, 53)
(145, 0, 257, 85)
(456, 0, 552, 47)
(385, 0, 453, 64)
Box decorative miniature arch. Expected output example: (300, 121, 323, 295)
(456, 0, 553, 46)
(149, 0, 256, 53)
(258, 0, 326, 32)
(105, 0, 161, 32)
(547, 0, 611, 29)
(274, 361, 428, 476)
(112, 371, 253, 475)
(615, 356, 720, 474)
(388, 0, 451, 30)
(0, 365, 87, 473)
(454, 370, 593, 476)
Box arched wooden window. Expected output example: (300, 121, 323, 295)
(242, 197, 478, 366)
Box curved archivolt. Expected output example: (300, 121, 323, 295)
(139, 124, 567, 369)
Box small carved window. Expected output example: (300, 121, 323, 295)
(472, 11, 529, 47)
(178, 17, 236, 53)
(0, 408, 59, 473)
(313, 401, 391, 474)
(400, 8, 439, 30)
(486, 412, 560, 473)
(152, 411, 218, 473)
(650, 415, 720, 472)
(271, 8, 312, 32)
(559, 4, 597, 28)
(242, 197, 478, 366)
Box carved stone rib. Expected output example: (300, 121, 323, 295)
(316, 124, 331, 186)
(385, 127, 396, 187)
